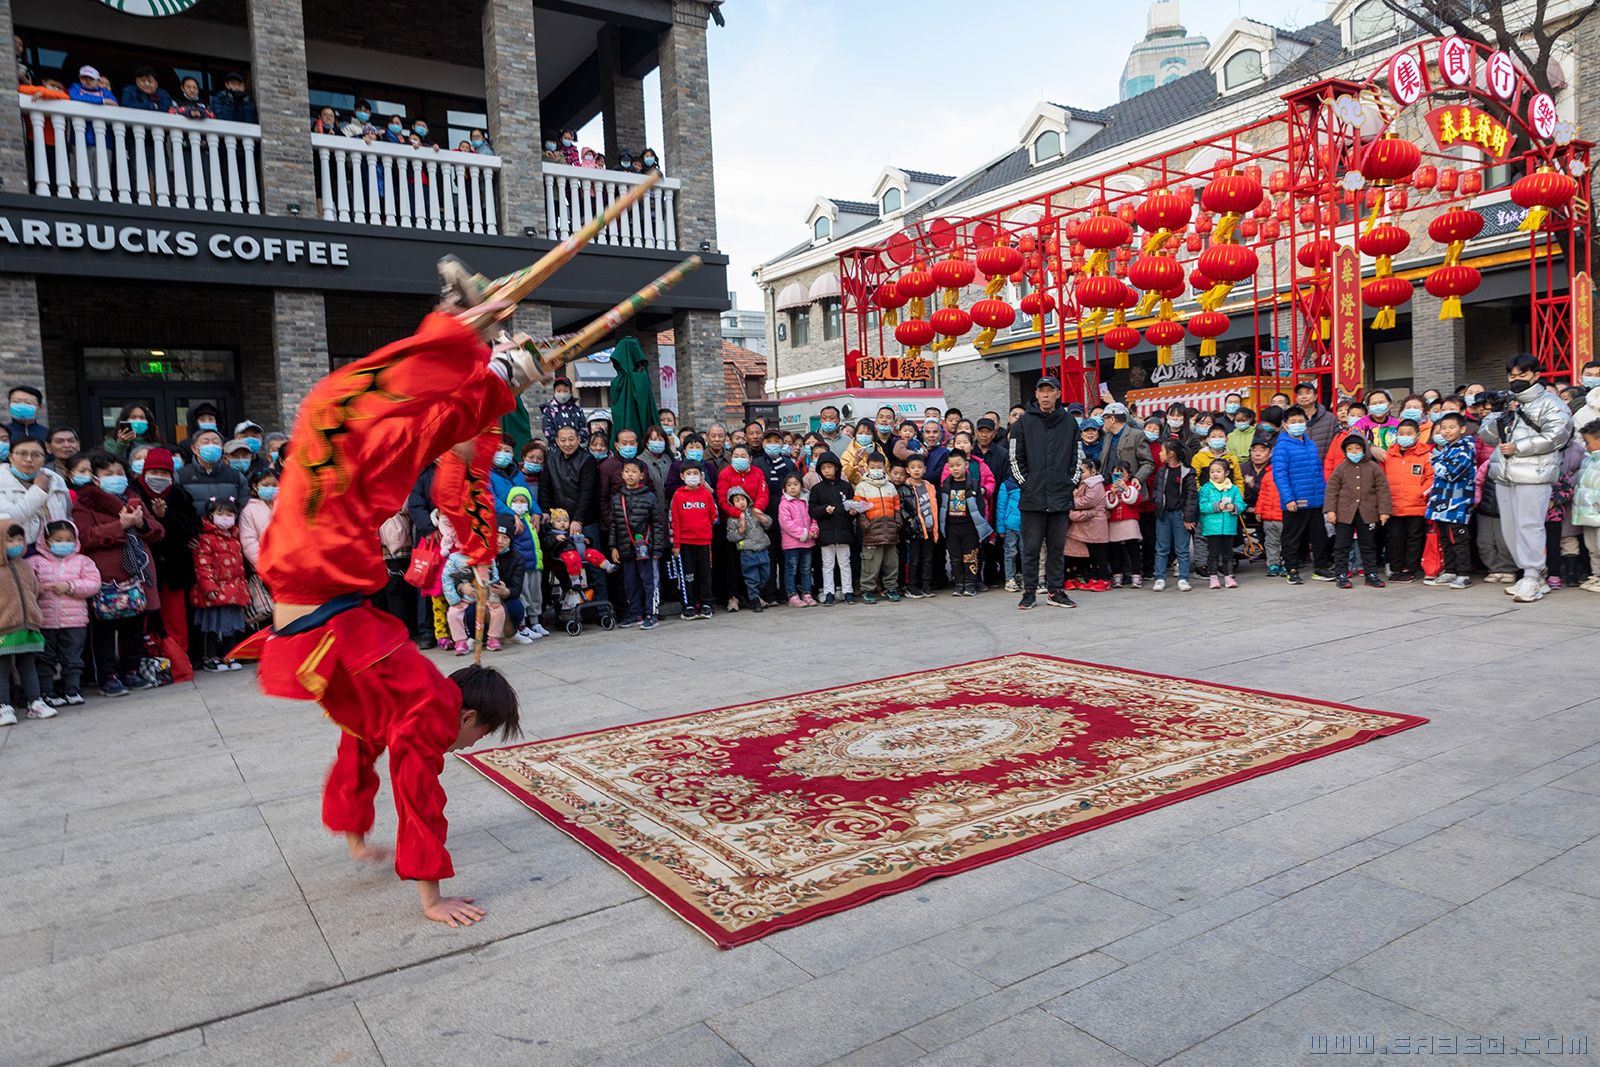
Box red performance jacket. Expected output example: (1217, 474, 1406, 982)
(670, 483, 717, 546)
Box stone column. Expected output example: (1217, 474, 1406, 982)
(598, 25, 647, 164)
(671, 309, 724, 427)
(247, 0, 317, 213)
(658, 0, 718, 249)
(0, 276, 46, 420)
(512, 302, 556, 436)
(273, 290, 329, 427)
(0, 0, 27, 192)
(482, 0, 545, 236)
(1410, 292, 1466, 391)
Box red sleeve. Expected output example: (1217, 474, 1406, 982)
(387, 711, 455, 882)
(717, 467, 739, 518)
(753, 475, 769, 514)
(434, 429, 499, 566)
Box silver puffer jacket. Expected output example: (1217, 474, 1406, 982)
(1478, 382, 1574, 486)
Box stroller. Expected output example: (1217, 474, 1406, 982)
(543, 546, 615, 636)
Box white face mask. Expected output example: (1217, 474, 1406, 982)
(683, 473, 702, 488)
(511, 502, 529, 515)
(554, 391, 572, 403)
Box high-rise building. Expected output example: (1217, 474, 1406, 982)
(1119, 0, 1211, 100)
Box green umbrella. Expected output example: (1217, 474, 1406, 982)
(607, 336, 658, 440)
(499, 393, 533, 450)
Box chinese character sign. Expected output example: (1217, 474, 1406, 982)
(1437, 36, 1472, 87)
(1388, 52, 1426, 106)
(1486, 51, 1517, 100)
(1425, 105, 1513, 159)
(1332, 246, 1364, 398)
(1528, 93, 1558, 141)
(858, 355, 931, 383)
(1575, 272, 1594, 377)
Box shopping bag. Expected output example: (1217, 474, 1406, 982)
(1421, 523, 1443, 578)
(404, 534, 443, 589)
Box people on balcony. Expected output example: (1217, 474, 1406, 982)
(311, 106, 340, 134)
(119, 66, 173, 112)
(468, 129, 492, 155)
(640, 149, 660, 174)
(15, 33, 32, 86)
(542, 138, 561, 163)
(341, 101, 379, 139)
(410, 120, 437, 149)
(558, 130, 580, 165)
(209, 72, 257, 124)
(68, 65, 115, 109)
(170, 77, 213, 121)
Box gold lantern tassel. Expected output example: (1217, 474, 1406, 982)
(1199, 283, 1234, 312)
(885, 308, 899, 326)
(1518, 206, 1549, 233)
(910, 296, 925, 321)
(975, 329, 995, 350)
(1200, 337, 1218, 358)
(1375, 254, 1392, 277)
(1114, 350, 1129, 369)
(1157, 346, 1173, 365)
(1373, 306, 1396, 330)
(1134, 289, 1159, 316)
(1082, 308, 1107, 331)
(1212, 212, 1240, 243)
(1084, 249, 1110, 275)
(984, 275, 1006, 298)
(1141, 229, 1172, 255)
(1159, 297, 1173, 320)
(1438, 297, 1463, 320)
(1031, 315, 1044, 334)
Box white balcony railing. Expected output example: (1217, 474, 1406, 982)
(543, 162, 679, 250)
(21, 94, 261, 212)
(311, 133, 500, 235)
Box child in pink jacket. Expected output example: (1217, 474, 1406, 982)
(29, 520, 101, 707)
(776, 474, 818, 607)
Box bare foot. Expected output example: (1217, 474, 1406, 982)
(344, 832, 391, 865)
(422, 896, 486, 928)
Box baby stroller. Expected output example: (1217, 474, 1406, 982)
(552, 556, 615, 636)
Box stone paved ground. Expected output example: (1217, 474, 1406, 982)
(2, 577, 1598, 1066)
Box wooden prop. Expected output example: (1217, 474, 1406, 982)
(527, 255, 703, 374)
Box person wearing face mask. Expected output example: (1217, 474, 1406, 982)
(537, 425, 600, 542)
(1571, 361, 1600, 415)
(501, 486, 546, 639)
(5, 386, 48, 445)
(190, 499, 249, 672)
(104, 404, 159, 459)
(542, 138, 562, 163)
(232, 420, 269, 473)
(381, 115, 410, 144)
(177, 429, 248, 509)
(539, 376, 588, 441)
(208, 72, 256, 123)
(0, 436, 70, 545)
(558, 129, 581, 166)
(27, 519, 100, 712)
(815, 405, 852, 458)
(753, 429, 797, 602)
(1351, 390, 1400, 450)
(597, 428, 641, 517)
(1290, 381, 1339, 458)
(639, 148, 660, 174)
(1477, 354, 1576, 602)
(179, 402, 224, 463)
(1272, 408, 1334, 584)
(239, 467, 279, 573)
(1378, 418, 1434, 582)
(1226, 406, 1257, 464)
(637, 425, 673, 501)
(1157, 404, 1198, 463)
(341, 99, 378, 139)
(0, 520, 48, 724)
(716, 444, 770, 610)
(841, 420, 880, 487)
(485, 434, 522, 509)
(1010, 376, 1081, 610)
(131, 448, 199, 670)
(1323, 436, 1392, 590)
(74, 455, 163, 696)
(668, 460, 717, 618)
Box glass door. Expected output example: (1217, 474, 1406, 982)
(80, 347, 242, 446)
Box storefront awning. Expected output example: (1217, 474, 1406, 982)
(808, 272, 841, 301)
(775, 282, 810, 310)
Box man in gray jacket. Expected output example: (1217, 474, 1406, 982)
(1477, 354, 1574, 603)
(1100, 403, 1154, 483)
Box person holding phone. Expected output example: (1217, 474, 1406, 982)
(103, 404, 160, 460)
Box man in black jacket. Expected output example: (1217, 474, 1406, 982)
(1009, 376, 1080, 609)
(539, 425, 600, 540)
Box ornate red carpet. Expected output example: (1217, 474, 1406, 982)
(462, 653, 1426, 947)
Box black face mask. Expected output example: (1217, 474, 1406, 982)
(1509, 375, 1537, 389)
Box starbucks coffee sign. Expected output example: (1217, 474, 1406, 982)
(98, 0, 201, 16)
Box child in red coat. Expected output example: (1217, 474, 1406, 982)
(191, 498, 248, 671)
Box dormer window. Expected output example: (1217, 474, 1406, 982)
(881, 188, 902, 215)
(1033, 130, 1062, 163)
(813, 216, 831, 241)
(1350, 0, 1390, 44)
(1223, 50, 1262, 89)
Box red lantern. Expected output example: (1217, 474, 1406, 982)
(1252, 199, 1272, 219)
(1362, 276, 1412, 329)
(1413, 164, 1437, 192)
(897, 268, 936, 299)
(1358, 135, 1421, 184)
(1296, 238, 1339, 270)
(1261, 219, 1281, 241)
(1428, 208, 1484, 245)
(1145, 319, 1186, 364)
(1357, 224, 1409, 261)
(1018, 234, 1037, 254)
(976, 244, 1023, 279)
(895, 318, 935, 347)
(930, 306, 971, 337)
(1388, 188, 1408, 212)
(1194, 213, 1214, 236)
(1276, 200, 1291, 222)
(1201, 172, 1264, 217)
(1045, 235, 1060, 257)
(931, 256, 975, 291)
(1239, 218, 1260, 240)
(1244, 165, 1263, 186)
(1298, 204, 1317, 225)
(1424, 264, 1480, 319)
(1198, 242, 1259, 283)
(1077, 214, 1131, 250)
(1076, 275, 1130, 310)
(1364, 188, 1384, 210)
(1127, 255, 1184, 294)
(1509, 168, 1578, 231)
(1320, 205, 1339, 226)
(1009, 270, 1025, 284)
(1460, 170, 1483, 197)
(1135, 190, 1193, 235)
(873, 281, 906, 310)
(1269, 169, 1291, 195)
(1065, 220, 1081, 241)
(1187, 310, 1229, 357)
(1117, 203, 1138, 226)
(1185, 232, 1203, 253)
(1436, 167, 1459, 194)
(970, 298, 1016, 330)
(1188, 269, 1214, 292)
(1018, 291, 1056, 317)
(1102, 324, 1141, 369)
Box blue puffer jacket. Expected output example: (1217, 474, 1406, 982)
(1271, 432, 1327, 509)
(1425, 436, 1476, 525)
(995, 478, 1021, 534)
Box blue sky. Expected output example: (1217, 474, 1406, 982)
(616, 0, 1336, 309)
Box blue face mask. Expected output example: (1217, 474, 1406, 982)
(389, 124, 403, 135)
(494, 450, 514, 468)
(197, 420, 217, 432)
(258, 485, 278, 502)
(9, 402, 36, 421)
(522, 459, 539, 474)
(470, 137, 484, 148)
(198, 444, 223, 464)
(875, 423, 893, 435)
(48, 541, 74, 558)
(1396, 435, 1417, 449)
(4, 544, 22, 559)
(1143, 429, 1160, 442)
(685, 448, 703, 461)
(71, 473, 92, 487)
(731, 456, 751, 473)
(1429, 411, 1445, 423)
(355, 110, 371, 122)
(130, 459, 144, 475)
(647, 439, 666, 455)
(1286, 423, 1307, 437)
(1401, 410, 1423, 424)
(820, 421, 838, 433)
(129, 419, 149, 435)
(10, 464, 34, 481)
(1583, 376, 1600, 390)
(1224, 403, 1240, 415)
(618, 445, 638, 460)
(244, 437, 261, 454)
(1208, 439, 1227, 452)
(855, 433, 873, 447)
(1368, 402, 1389, 417)
(98, 474, 128, 495)
(0, 443, 8, 461)
(762, 444, 781, 458)
(229, 458, 252, 473)
(413, 124, 428, 137)
(172, 455, 184, 471)
(589, 450, 608, 462)
(1345, 452, 1364, 464)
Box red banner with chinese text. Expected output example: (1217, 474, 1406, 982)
(1423, 105, 1513, 161)
(1332, 246, 1364, 399)
(1575, 272, 1593, 380)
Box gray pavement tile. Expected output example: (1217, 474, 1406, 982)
(1162, 977, 1465, 1066)
(588, 1023, 752, 1067)
(1372, 796, 1494, 846)
(155, 1004, 385, 1067)
(0, 903, 342, 1067)
(707, 945, 996, 1067)
(911, 1008, 1142, 1066)
(74, 1029, 206, 1066)
(1253, 838, 1399, 896)
(926, 882, 1168, 985)
(1356, 825, 1562, 905)
(1547, 760, 1600, 796)
(1041, 929, 1322, 1063)
(1025, 794, 1270, 881)
(1460, 785, 1600, 850)
(1086, 833, 1303, 913)
(1335, 880, 1600, 1033)
(1099, 887, 1277, 963)
(0, 924, 53, 974)
(1213, 871, 1456, 973)
(821, 1035, 923, 1067)
(765, 858, 1074, 977)
(1519, 838, 1600, 901)
(898, 951, 1125, 1053)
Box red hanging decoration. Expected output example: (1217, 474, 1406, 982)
(1103, 324, 1141, 369)
(930, 305, 971, 338)
(1509, 168, 1578, 232)
(895, 318, 935, 347)
(1187, 310, 1229, 358)
(1358, 134, 1421, 185)
(1145, 319, 1186, 365)
(1362, 276, 1413, 330)
(1424, 264, 1480, 320)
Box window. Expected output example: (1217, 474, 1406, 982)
(1033, 130, 1062, 163)
(1350, 0, 1390, 44)
(790, 307, 811, 347)
(1223, 50, 1263, 90)
(821, 298, 842, 341)
(744, 375, 766, 400)
(881, 187, 903, 215)
(813, 217, 832, 241)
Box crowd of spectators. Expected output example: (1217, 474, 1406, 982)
(542, 128, 662, 174)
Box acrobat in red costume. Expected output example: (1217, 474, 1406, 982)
(257, 308, 531, 927)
